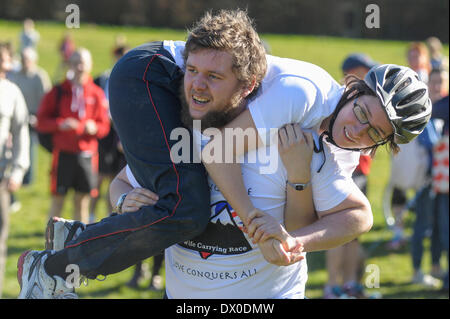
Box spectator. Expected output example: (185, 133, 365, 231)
(425, 37, 448, 71)
(409, 68, 448, 288)
(126, 253, 164, 291)
(8, 47, 51, 186)
(384, 42, 433, 251)
(407, 42, 431, 83)
(90, 44, 129, 222)
(430, 95, 449, 293)
(341, 53, 377, 80)
(37, 48, 110, 224)
(0, 42, 30, 297)
(54, 33, 76, 84)
(428, 68, 449, 106)
(19, 19, 40, 52)
(323, 53, 379, 299)
(410, 123, 442, 288)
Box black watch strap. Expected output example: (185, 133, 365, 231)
(286, 180, 311, 191)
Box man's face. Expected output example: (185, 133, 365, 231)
(69, 51, 92, 81)
(428, 71, 449, 103)
(21, 51, 35, 72)
(331, 95, 394, 149)
(182, 48, 246, 129)
(0, 49, 12, 73)
(407, 49, 427, 71)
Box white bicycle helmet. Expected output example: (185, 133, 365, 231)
(364, 64, 432, 144)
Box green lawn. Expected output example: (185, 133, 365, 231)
(0, 19, 448, 299)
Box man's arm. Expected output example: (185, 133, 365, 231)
(8, 86, 30, 191)
(290, 188, 373, 252)
(36, 87, 62, 133)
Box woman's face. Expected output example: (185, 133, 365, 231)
(331, 95, 394, 149)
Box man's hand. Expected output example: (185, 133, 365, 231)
(258, 237, 304, 266)
(246, 209, 289, 244)
(29, 114, 38, 128)
(84, 119, 98, 135)
(7, 178, 21, 193)
(59, 117, 80, 131)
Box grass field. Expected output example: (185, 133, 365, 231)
(0, 19, 448, 299)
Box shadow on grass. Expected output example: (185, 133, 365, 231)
(78, 282, 165, 299)
(380, 284, 448, 299)
(362, 238, 411, 259)
(78, 283, 128, 298)
(6, 246, 36, 256)
(8, 230, 44, 240)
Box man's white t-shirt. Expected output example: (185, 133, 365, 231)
(124, 41, 361, 298)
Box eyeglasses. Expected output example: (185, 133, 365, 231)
(353, 98, 387, 145)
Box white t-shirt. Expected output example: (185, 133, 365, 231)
(125, 41, 361, 298)
(127, 140, 309, 299)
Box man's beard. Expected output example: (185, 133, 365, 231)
(179, 83, 246, 132)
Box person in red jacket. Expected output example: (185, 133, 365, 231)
(37, 48, 110, 224)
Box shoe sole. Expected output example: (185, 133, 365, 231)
(45, 217, 68, 251)
(45, 218, 56, 251)
(45, 217, 85, 251)
(17, 250, 32, 298)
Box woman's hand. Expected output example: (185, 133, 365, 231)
(278, 123, 314, 183)
(120, 188, 159, 213)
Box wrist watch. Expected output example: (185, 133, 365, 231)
(286, 180, 311, 191)
(114, 193, 128, 214)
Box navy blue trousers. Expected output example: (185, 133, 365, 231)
(55, 42, 210, 279)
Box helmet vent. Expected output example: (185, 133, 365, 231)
(384, 68, 403, 92)
(395, 77, 412, 93)
(398, 89, 426, 106)
(385, 68, 401, 80)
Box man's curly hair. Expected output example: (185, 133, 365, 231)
(183, 9, 267, 97)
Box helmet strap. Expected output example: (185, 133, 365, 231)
(322, 92, 373, 153)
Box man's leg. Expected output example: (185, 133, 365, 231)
(436, 194, 449, 291)
(411, 186, 432, 274)
(430, 202, 442, 277)
(0, 180, 11, 298)
(48, 150, 71, 220)
(27, 42, 210, 285)
(342, 240, 360, 284)
(49, 195, 65, 219)
(73, 192, 90, 224)
(324, 246, 346, 298)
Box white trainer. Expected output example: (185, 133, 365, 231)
(17, 250, 78, 299)
(411, 271, 441, 288)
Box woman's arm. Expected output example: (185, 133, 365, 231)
(202, 109, 264, 226)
